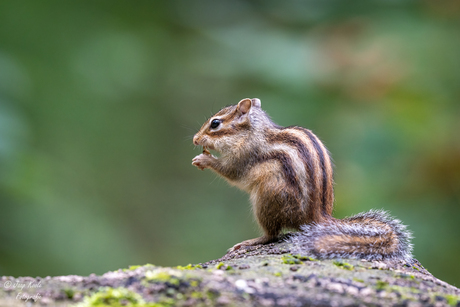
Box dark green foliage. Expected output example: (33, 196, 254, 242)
(0, 1, 459, 286)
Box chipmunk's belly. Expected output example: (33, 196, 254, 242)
(245, 160, 287, 192)
(222, 161, 279, 193)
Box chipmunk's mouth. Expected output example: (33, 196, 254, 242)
(202, 146, 211, 155)
(203, 146, 219, 157)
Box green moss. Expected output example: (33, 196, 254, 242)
(281, 254, 302, 265)
(391, 285, 419, 294)
(274, 272, 282, 277)
(213, 262, 232, 270)
(176, 264, 203, 270)
(445, 294, 459, 306)
(409, 287, 420, 293)
(206, 289, 220, 301)
(215, 262, 225, 269)
(333, 261, 354, 270)
(144, 270, 180, 286)
(294, 254, 317, 261)
(149, 298, 176, 307)
(191, 291, 203, 299)
(142, 268, 202, 293)
(122, 264, 155, 272)
(75, 287, 147, 307)
(380, 285, 422, 301)
(76, 284, 187, 307)
(395, 273, 415, 279)
(64, 288, 75, 299)
(375, 281, 389, 290)
(352, 278, 364, 283)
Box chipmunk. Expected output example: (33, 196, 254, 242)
(192, 98, 412, 261)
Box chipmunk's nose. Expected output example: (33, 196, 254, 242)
(193, 135, 199, 146)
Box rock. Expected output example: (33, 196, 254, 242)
(0, 240, 459, 306)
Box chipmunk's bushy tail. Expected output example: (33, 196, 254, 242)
(289, 210, 413, 261)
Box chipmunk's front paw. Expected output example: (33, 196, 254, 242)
(192, 153, 215, 170)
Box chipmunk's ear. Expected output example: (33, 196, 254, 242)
(251, 98, 261, 108)
(236, 98, 252, 115)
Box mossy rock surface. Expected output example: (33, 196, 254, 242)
(1, 240, 459, 306)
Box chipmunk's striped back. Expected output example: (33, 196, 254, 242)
(264, 126, 334, 223)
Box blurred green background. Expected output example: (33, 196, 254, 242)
(0, 1, 459, 286)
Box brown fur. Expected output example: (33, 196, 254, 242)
(193, 99, 412, 260)
(314, 233, 399, 254)
(192, 98, 335, 248)
(314, 216, 399, 255)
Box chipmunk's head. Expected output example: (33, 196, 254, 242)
(193, 98, 263, 153)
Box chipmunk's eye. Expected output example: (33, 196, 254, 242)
(210, 119, 221, 129)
